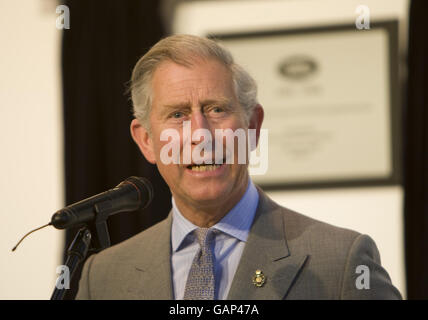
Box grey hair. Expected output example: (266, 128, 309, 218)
(129, 34, 258, 131)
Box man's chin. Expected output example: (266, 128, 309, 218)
(186, 187, 226, 203)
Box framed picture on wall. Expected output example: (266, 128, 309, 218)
(211, 20, 401, 190)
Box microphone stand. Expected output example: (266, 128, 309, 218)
(51, 227, 91, 300)
(50, 202, 114, 300)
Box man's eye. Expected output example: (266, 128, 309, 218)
(211, 107, 224, 113)
(171, 111, 184, 118)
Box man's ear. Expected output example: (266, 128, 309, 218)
(248, 104, 264, 147)
(130, 119, 156, 164)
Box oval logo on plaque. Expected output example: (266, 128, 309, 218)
(278, 55, 318, 80)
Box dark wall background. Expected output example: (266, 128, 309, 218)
(403, 0, 428, 300)
(61, 0, 169, 299)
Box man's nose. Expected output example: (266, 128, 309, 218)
(190, 111, 211, 145)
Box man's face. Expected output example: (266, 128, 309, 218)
(132, 58, 259, 209)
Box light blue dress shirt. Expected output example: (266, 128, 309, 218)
(171, 179, 259, 300)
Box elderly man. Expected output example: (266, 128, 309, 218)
(76, 34, 401, 300)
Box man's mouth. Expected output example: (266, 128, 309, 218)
(186, 156, 227, 172)
(186, 164, 223, 172)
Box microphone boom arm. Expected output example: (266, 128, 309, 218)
(51, 227, 92, 300)
(50, 202, 113, 300)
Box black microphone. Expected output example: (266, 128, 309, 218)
(50, 176, 153, 229)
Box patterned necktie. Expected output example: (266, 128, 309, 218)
(183, 228, 216, 300)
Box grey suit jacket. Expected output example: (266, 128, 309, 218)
(75, 188, 402, 299)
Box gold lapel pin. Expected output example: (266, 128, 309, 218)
(252, 270, 266, 287)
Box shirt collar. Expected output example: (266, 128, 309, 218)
(171, 179, 259, 252)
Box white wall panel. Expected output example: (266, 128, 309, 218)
(0, 0, 64, 299)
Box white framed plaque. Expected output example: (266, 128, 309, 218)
(212, 21, 401, 189)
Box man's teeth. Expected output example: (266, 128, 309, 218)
(190, 164, 222, 172)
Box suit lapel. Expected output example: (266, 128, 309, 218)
(227, 189, 308, 300)
(125, 213, 174, 299)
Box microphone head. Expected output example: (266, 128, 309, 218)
(51, 209, 73, 229)
(122, 176, 154, 210)
(50, 176, 154, 230)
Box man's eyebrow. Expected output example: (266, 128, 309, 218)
(200, 98, 232, 107)
(162, 102, 191, 110)
(161, 98, 232, 111)
(159, 103, 192, 116)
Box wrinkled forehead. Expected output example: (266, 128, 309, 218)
(150, 58, 237, 108)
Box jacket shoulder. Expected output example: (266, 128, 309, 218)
(75, 216, 172, 299)
(259, 193, 401, 299)
(281, 205, 361, 249)
(92, 216, 171, 264)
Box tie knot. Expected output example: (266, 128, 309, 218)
(194, 228, 215, 247)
